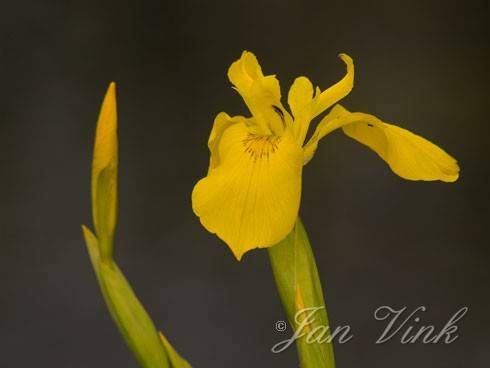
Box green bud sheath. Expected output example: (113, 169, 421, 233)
(83, 226, 171, 368)
(83, 83, 191, 368)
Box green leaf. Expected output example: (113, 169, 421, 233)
(83, 226, 190, 368)
(268, 218, 335, 368)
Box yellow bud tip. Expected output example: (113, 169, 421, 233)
(93, 82, 118, 174)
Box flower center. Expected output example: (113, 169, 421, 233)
(242, 134, 282, 162)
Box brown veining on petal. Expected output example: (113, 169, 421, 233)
(241, 134, 282, 162)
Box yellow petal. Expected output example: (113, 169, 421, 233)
(304, 105, 460, 182)
(207, 112, 239, 171)
(302, 104, 348, 163)
(288, 76, 314, 142)
(342, 116, 460, 182)
(228, 51, 263, 92)
(192, 123, 303, 260)
(312, 54, 354, 118)
(288, 76, 314, 118)
(227, 51, 291, 135)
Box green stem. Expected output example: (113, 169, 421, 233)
(268, 218, 335, 368)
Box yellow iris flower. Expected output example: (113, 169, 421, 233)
(192, 51, 459, 260)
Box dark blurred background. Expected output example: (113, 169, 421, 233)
(0, 1, 488, 367)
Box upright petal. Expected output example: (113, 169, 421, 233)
(311, 54, 354, 118)
(192, 123, 303, 260)
(288, 76, 314, 118)
(228, 51, 291, 135)
(288, 54, 354, 146)
(288, 76, 314, 143)
(303, 105, 460, 182)
(228, 51, 262, 91)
